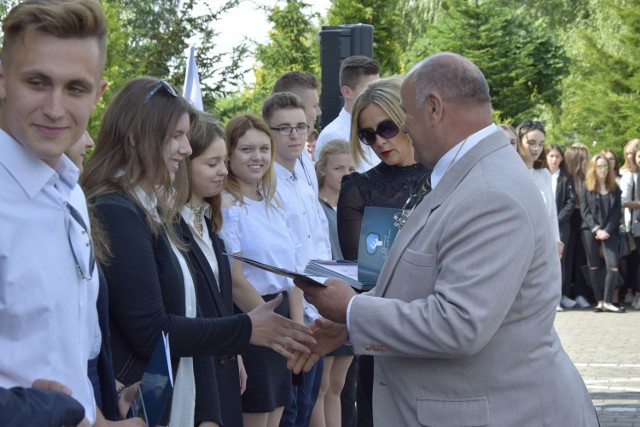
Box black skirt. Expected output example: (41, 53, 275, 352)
(240, 291, 292, 413)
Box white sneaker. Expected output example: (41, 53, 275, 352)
(575, 295, 591, 308)
(556, 304, 564, 312)
(561, 295, 577, 309)
(633, 296, 640, 310)
(624, 293, 634, 304)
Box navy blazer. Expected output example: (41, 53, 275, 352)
(555, 169, 576, 226)
(0, 386, 85, 427)
(179, 217, 248, 427)
(94, 192, 252, 425)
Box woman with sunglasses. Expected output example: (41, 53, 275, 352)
(81, 78, 312, 427)
(338, 76, 429, 261)
(336, 76, 429, 426)
(580, 153, 624, 313)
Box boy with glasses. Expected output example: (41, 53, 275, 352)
(262, 92, 331, 427)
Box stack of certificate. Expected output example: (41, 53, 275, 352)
(304, 260, 365, 291)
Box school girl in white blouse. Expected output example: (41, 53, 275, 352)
(219, 113, 304, 427)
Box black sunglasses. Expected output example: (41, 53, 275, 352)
(357, 119, 400, 146)
(518, 120, 545, 138)
(144, 80, 180, 104)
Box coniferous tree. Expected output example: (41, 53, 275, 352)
(407, 0, 567, 125)
(557, 0, 640, 151)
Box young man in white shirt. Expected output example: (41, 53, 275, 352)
(272, 71, 322, 194)
(0, 0, 108, 425)
(315, 56, 381, 172)
(262, 92, 332, 427)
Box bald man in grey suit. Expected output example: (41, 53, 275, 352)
(291, 52, 599, 426)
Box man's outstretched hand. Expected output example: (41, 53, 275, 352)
(247, 293, 315, 358)
(293, 277, 356, 324)
(287, 318, 349, 374)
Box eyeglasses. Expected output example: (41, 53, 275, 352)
(596, 165, 609, 170)
(144, 80, 180, 104)
(270, 124, 310, 136)
(358, 119, 400, 146)
(66, 202, 95, 280)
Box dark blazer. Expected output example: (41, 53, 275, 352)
(0, 386, 85, 427)
(554, 169, 576, 244)
(555, 170, 576, 225)
(95, 267, 119, 421)
(579, 185, 622, 234)
(93, 192, 252, 425)
(179, 217, 247, 427)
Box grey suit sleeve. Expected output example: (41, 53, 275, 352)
(349, 189, 536, 358)
(0, 386, 85, 427)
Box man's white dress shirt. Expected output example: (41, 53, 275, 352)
(0, 129, 98, 423)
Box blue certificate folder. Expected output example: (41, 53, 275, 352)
(130, 331, 173, 426)
(357, 207, 401, 287)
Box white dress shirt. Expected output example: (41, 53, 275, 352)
(275, 162, 331, 321)
(0, 130, 98, 424)
(315, 108, 380, 173)
(529, 168, 561, 244)
(220, 195, 298, 295)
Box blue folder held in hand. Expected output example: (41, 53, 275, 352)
(130, 331, 173, 427)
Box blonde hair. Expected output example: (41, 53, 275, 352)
(621, 138, 640, 172)
(224, 114, 277, 206)
(2, 0, 107, 69)
(350, 76, 406, 169)
(315, 139, 350, 188)
(81, 77, 196, 242)
(584, 153, 618, 192)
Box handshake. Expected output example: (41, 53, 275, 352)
(248, 278, 356, 373)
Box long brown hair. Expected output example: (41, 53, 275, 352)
(183, 111, 225, 233)
(81, 77, 196, 242)
(584, 153, 618, 192)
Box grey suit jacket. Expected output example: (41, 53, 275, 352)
(349, 130, 598, 427)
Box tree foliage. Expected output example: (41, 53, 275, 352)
(556, 0, 640, 152)
(407, 0, 568, 126)
(327, 0, 416, 75)
(216, 0, 320, 121)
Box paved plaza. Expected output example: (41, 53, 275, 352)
(555, 307, 640, 426)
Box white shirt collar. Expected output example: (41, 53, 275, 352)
(0, 128, 79, 199)
(430, 123, 498, 190)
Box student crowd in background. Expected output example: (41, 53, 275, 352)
(502, 123, 640, 313)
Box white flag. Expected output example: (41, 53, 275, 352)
(183, 45, 203, 111)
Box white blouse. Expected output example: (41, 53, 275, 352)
(220, 195, 300, 296)
(620, 170, 640, 235)
(529, 168, 561, 243)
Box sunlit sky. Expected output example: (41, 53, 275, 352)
(197, 0, 332, 85)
